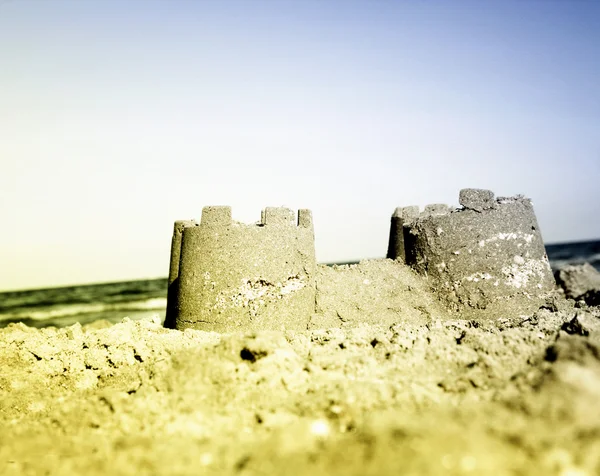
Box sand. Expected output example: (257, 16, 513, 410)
(1, 260, 600, 475)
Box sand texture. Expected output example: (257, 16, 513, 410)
(1, 260, 600, 475)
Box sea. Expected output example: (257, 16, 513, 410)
(1, 240, 599, 329)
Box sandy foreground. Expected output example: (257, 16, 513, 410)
(1, 260, 600, 475)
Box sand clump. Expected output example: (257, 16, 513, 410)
(555, 262, 600, 306)
(1, 260, 600, 475)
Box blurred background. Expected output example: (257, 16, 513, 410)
(1, 0, 599, 326)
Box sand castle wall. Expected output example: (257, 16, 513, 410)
(390, 189, 555, 321)
(386, 206, 419, 263)
(168, 206, 316, 332)
(164, 220, 198, 329)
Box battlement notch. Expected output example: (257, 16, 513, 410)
(201, 206, 232, 227)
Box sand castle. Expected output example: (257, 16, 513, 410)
(165, 206, 316, 332)
(166, 189, 555, 331)
(388, 188, 555, 319)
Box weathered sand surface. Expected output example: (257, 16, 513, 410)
(1, 260, 600, 475)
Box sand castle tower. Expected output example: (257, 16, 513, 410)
(388, 189, 555, 321)
(166, 206, 316, 332)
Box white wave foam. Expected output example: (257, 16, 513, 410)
(0, 298, 167, 322)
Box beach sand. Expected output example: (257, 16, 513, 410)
(1, 260, 600, 475)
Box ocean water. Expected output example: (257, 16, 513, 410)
(0, 279, 167, 329)
(545, 240, 600, 272)
(1, 240, 599, 329)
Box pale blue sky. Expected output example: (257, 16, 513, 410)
(0, 0, 599, 290)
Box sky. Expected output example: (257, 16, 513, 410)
(0, 0, 599, 291)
